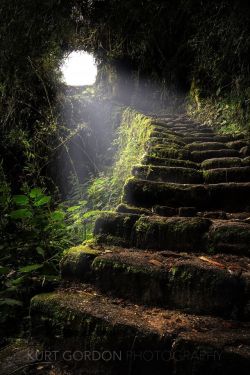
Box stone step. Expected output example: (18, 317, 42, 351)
(62, 246, 250, 319)
(0, 340, 47, 375)
(147, 137, 185, 147)
(186, 142, 229, 151)
(200, 211, 250, 220)
(201, 157, 243, 169)
(160, 206, 197, 217)
(243, 156, 250, 166)
(116, 203, 153, 215)
(147, 146, 190, 160)
(172, 330, 250, 375)
(193, 127, 214, 133)
(94, 213, 250, 256)
(172, 127, 214, 134)
(151, 125, 186, 137)
(93, 250, 250, 319)
(132, 165, 203, 184)
(148, 147, 240, 163)
(123, 178, 250, 212)
(150, 130, 183, 141)
(30, 285, 250, 375)
(204, 167, 250, 184)
(116, 205, 250, 221)
(183, 135, 240, 143)
(141, 155, 199, 169)
(240, 145, 250, 157)
(152, 120, 197, 131)
(177, 132, 215, 138)
(190, 149, 239, 162)
(226, 140, 248, 150)
(133, 165, 250, 184)
(185, 133, 245, 141)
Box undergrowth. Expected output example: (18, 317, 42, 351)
(86, 108, 152, 210)
(187, 85, 250, 135)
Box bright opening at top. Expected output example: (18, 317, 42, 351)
(60, 51, 97, 86)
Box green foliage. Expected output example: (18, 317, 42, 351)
(188, 91, 249, 135)
(0, 170, 71, 329)
(64, 200, 102, 244)
(187, 2, 250, 134)
(86, 108, 152, 210)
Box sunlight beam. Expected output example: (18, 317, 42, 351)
(60, 51, 97, 86)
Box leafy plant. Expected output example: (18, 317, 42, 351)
(86, 108, 152, 210)
(0, 180, 69, 332)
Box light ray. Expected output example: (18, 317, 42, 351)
(61, 51, 97, 86)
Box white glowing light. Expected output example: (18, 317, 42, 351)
(60, 51, 97, 86)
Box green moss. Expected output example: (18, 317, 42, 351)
(132, 215, 211, 251)
(208, 223, 250, 255)
(116, 203, 152, 215)
(31, 292, 99, 341)
(86, 109, 154, 211)
(211, 225, 250, 242)
(142, 155, 199, 169)
(170, 266, 178, 278)
(64, 245, 101, 256)
(188, 95, 248, 135)
(148, 145, 189, 160)
(133, 165, 203, 184)
(93, 256, 156, 276)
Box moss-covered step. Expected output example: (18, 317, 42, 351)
(149, 130, 184, 143)
(141, 155, 199, 169)
(190, 149, 239, 162)
(167, 126, 197, 133)
(116, 203, 153, 215)
(123, 177, 250, 211)
(152, 205, 178, 216)
(185, 142, 229, 151)
(147, 145, 190, 160)
(60, 244, 106, 282)
(203, 167, 250, 184)
(146, 139, 185, 150)
(226, 140, 248, 150)
(240, 145, 250, 157)
(30, 285, 250, 375)
(191, 127, 213, 133)
(176, 132, 215, 138)
(208, 220, 250, 255)
(94, 213, 211, 252)
(0, 340, 47, 375)
(30, 285, 171, 374)
(167, 125, 211, 132)
(147, 137, 185, 147)
(152, 120, 197, 131)
(92, 250, 249, 319)
(242, 156, 250, 165)
(183, 135, 236, 143)
(173, 330, 250, 375)
(201, 157, 243, 170)
(150, 125, 185, 137)
(94, 212, 250, 255)
(132, 165, 203, 184)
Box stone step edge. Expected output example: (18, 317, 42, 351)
(31, 285, 250, 375)
(93, 213, 250, 256)
(122, 178, 250, 212)
(132, 164, 250, 184)
(60, 245, 250, 319)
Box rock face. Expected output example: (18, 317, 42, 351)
(29, 114, 250, 374)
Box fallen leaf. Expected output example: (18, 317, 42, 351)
(149, 259, 163, 267)
(199, 256, 226, 269)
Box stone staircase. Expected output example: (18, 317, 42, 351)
(30, 114, 250, 374)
